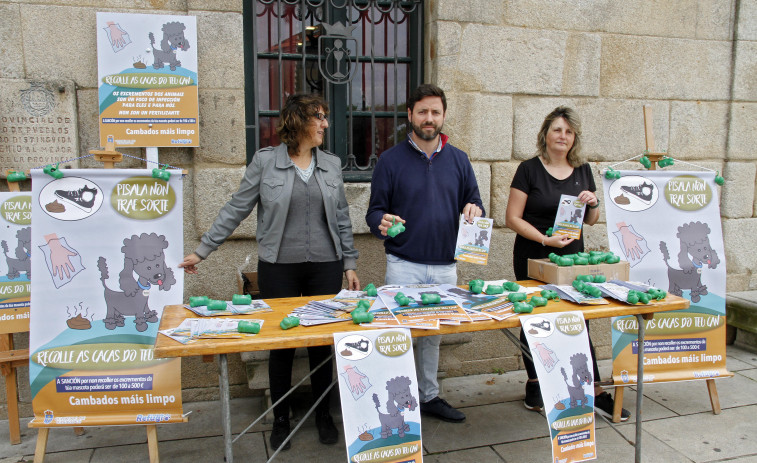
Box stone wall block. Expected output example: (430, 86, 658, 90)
(193, 165, 256, 238)
(184, 239, 257, 300)
(22, 5, 99, 86)
(436, 0, 506, 24)
(194, 11, 244, 88)
(490, 162, 519, 226)
(445, 93, 512, 162)
(506, 0, 711, 38)
(429, 21, 462, 59)
(458, 25, 565, 95)
(429, 55, 462, 94)
(513, 97, 669, 162)
(0, 4, 24, 78)
(195, 89, 246, 164)
(723, 218, 757, 274)
(345, 183, 370, 235)
(600, 35, 732, 100)
(722, 162, 756, 219)
(727, 103, 757, 160)
(562, 33, 601, 97)
(737, 0, 757, 40)
(188, 0, 241, 12)
(733, 41, 757, 101)
(473, 161, 491, 217)
(695, 0, 736, 40)
(670, 101, 728, 159)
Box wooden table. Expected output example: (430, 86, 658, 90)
(154, 282, 690, 463)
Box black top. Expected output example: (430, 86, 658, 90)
(510, 156, 597, 279)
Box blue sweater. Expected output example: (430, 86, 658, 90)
(366, 137, 484, 265)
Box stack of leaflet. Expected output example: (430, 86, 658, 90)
(375, 284, 473, 329)
(289, 289, 375, 326)
(540, 283, 609, 305)
(594, 280, 661, 304)
(160, 318, 265, 344)
(184, 299, 272, 317)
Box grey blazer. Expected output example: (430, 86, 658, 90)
(195, 144, 358, 270)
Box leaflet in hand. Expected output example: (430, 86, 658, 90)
(552, 194, 586, 239)
(454, 215, 494, 265)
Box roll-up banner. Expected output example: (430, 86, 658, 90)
(603, 170, 729, 384)
(29, 169, 184, 427)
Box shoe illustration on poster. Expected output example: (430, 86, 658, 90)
(38, 177, 104, 220)
(607, 175, 659, 212)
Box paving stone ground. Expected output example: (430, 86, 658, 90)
(2, 345, 756, 462)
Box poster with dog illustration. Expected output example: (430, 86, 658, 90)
(521, 312, 597, 463)
(334, 328, 423, 463)
(602, 171, 730, 384)
(28, 169, 184, 427)
(96, 12, 199, 147)
(0, 193, 32, 334)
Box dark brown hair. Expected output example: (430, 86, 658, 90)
(407, 84, 447, 112)
(276, 93, 329, 151)
(537, 106, 583, 167)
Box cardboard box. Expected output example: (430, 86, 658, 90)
(527, 258, 630, 285)
(236, 271, 261, 297)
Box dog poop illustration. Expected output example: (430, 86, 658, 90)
(358, 430, 373, 441)
(614, 194, 630, 205)
(340, 349, 352, 356)
(45, 200, 66, 213)
(66, 314, 91, 330)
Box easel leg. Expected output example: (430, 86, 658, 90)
(4, 365, 21, 444)
(33, 427, 49, 463)
(706, 379, 721, 414)
(218, 353, 233, 463)
(146, 425, 159, 463)
(612, 385, 625, 423)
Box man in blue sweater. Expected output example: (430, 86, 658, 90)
(366, 84, 484, 423)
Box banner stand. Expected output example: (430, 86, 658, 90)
(610, 106, 722, 422)
(29, 150, 178, 463)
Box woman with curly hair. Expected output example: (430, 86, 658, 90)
(180, 93, 360, 451)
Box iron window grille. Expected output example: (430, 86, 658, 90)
(244, 0, 423, 181)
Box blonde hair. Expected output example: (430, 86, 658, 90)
(536, 106, 583, 167)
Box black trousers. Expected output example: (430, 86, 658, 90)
(515, 261, 601, 383)
(258, 260, 344, 419)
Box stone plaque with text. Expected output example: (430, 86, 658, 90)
(0, 79, 79, 176)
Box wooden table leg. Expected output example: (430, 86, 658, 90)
(612, 385, 625, 423)
(146, 424, 159, 463)
(706, 379, 721, 414)
(33, 427, 49, 463)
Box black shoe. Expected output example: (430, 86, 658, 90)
(270, 416, 291, 451)
(316, 411, 339, 445)
(54, 185, 98, 212)
(620, 181, 654, 204)
(524, 381, 544, 411)
(594, 391, 630, 422)
(420, 397, 465, 423)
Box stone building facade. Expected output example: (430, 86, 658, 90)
(1, 0, 755, 418)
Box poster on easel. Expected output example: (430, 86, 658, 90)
(28, 169, 185, 427)
(0, 193, 31, 334)
(97, 12, 199, 148)
(603, 171, 729, 384)
(521, 312, 597, 463)
(334, 328, 423, 463)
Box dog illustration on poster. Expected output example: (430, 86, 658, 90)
(98, 232, 176, 331)
(659, 221, 720, 303)
(148, 22, 190, 70)
(1, 226, 31, 280)
(372, 376, 418, 439)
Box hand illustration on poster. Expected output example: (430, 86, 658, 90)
(104, 22, 131, 52)
(39, 234, 83, 288)
(612, 222, 650, 267)
(659, 221, 721, 303)
(341, 365, 372, 400)
(531, 341, 559, 372)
